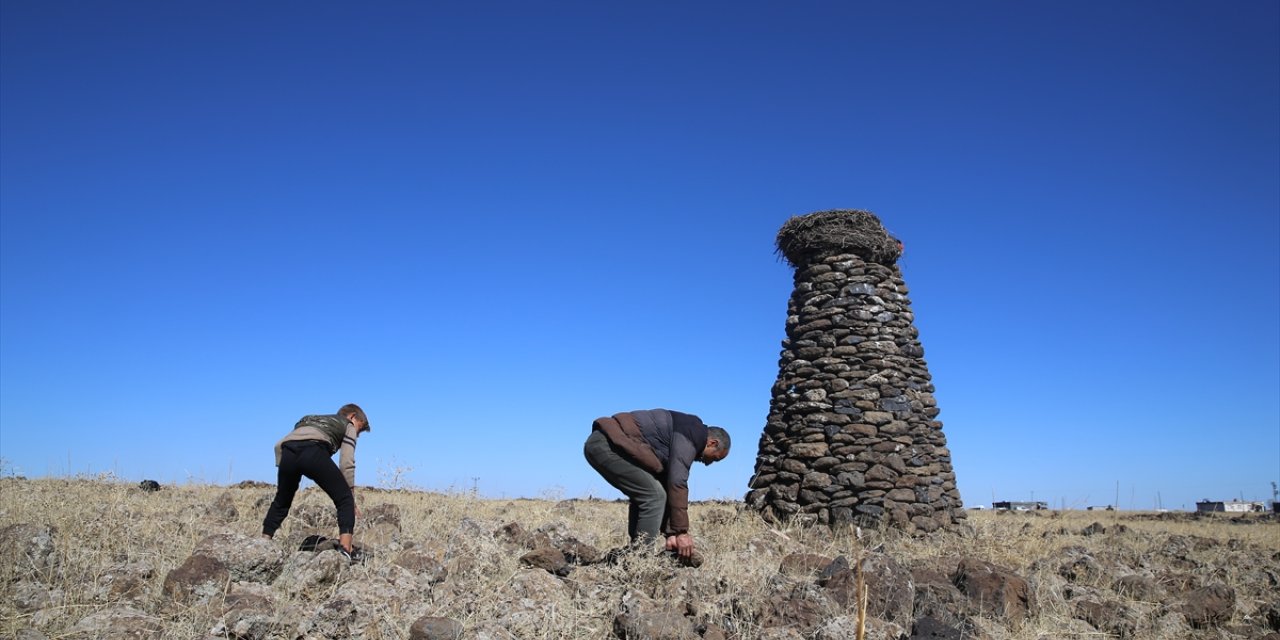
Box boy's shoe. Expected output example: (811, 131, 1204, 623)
(338, 546, 367, 564)
(299, 535, 329, 552)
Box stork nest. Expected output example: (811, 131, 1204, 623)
(775, 209, 902, 268)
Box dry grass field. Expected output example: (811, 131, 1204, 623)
(1, 477, 1277, 639)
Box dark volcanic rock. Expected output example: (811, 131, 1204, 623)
(163, 554, 228, 604)
(1180, 583, 1235, 628)
(520, 546, 570, 576)
(952, 558, 1035, 624)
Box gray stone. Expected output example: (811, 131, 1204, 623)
(163, 554, 228, 604)
(69, 606, 162, 639)
(272, 549, 345, 596)
(612, 610, 698, 640)
(952, 558, 1035, 623)
(0, 523, 58, 579)
(12, 579, 63, 612)
(409, 616, 463, 640)
(1181, 583, 1235, 629)
(394, 548, 449, 584)
(212, 584, 281, 640)
(193, 532, 285, 583)
(207, 491, 239, 521)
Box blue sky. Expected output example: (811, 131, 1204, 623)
(2, 2, 1276, 511)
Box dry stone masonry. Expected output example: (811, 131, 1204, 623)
(746, 209, 966, 532)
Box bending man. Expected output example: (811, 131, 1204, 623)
(584, 409, 729, 560)
(262, 403, 371, 554)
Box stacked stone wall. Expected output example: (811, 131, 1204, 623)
(746, 210, 965, 533)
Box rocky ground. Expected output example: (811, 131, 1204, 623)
(1, 477, 1277, 639)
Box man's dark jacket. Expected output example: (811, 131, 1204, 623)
(591, 409, 708, 535)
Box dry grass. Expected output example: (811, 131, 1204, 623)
(1, 477, 1277, 639)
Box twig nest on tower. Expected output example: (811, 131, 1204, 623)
(776, 209, 902, 268)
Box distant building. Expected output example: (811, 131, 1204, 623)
(993, 501, 1048, 511)
(1195, 499, 1264, 513)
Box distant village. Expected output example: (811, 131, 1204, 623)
(970, 498, 1275, 513)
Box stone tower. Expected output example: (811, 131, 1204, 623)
(746, 209, 965, 532)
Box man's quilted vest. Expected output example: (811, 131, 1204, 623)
(294, 414, 348, 453)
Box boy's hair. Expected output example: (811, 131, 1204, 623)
(338, 403, 371, 433)
(707, 426, 730, 453)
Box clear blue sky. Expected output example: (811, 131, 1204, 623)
(2, 2, 1276, 511)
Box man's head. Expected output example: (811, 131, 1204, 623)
(700, 426, 730, 465)
(338, 403, 371, 433)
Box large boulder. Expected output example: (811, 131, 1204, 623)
(0, 523, 58, 580)
(951, 558, 1035, 624)
(210, 584, 285, 640)
(409, 616, 463, 640)
(68, 606, 162, 639)
(193, 532, 285, 583)
(819, 553, 915, 627)
(163, 554, 229, 604)
(272, 549, 346, 596)
(1180, 583, 1236, 628)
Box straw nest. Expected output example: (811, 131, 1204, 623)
(775, 209, 902, 268)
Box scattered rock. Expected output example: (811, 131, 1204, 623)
(408, 616, 463, 640)
(503, 567, 570, 602)
(952, 557, 1035, 624)
(1074, 598, 1138, 638)
(757, 581, 832, 633)
(1, 523, 58, 579)
(820, 553, 915, 627)
(911, 567, 973, 634)
(297, 596, 358, 639)
(272, 550, 346, 596)
(394, 548, 449, 585)
(756, 628, 806, 640)
(207, 491, 239, 521)
(495, 522, 530, 546)
(1056, 548, 1105, 582)
(468, 624, 520, 640)
(12, 579, 64, 612)
(211, 584, 282, 640)
(1081, 522, 1106, 536)
(68, 606, 162, 639)
(138, 480, 161, 492)
(362, 503, 402, 528)
(290, 503, 336, 529)
(1263, 601, 1280, 630)
(613, 609, 698, 640)
(779, 553, 833, 577)
(559, 536, 604, 565)
(1113, 574, 1162, 601)
(95, 561, 155, 602)
(162, 554, 229, 604)
(1181, 583, 1235, 628)
(909, 616, 962, 639)
(193, 532, 285, 583)
(519, 546, 570, 576)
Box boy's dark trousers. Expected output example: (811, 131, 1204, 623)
(262, 440, 355, 536)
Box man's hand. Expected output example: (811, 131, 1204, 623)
(665, 533, 694, 558)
